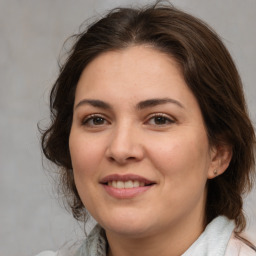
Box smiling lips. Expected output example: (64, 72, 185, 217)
(108, 180, 147, 188)
(100, 174, 155, 199)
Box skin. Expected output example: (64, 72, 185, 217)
(69, 45, 231, 256)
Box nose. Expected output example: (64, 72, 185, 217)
(105, 124, 144, 165)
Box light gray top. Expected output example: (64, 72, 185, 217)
(37, 216, 242, 256)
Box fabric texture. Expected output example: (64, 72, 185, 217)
(225, 233, 256, 256)
(36, 216, 255, 256)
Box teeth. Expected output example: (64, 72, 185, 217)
(112, 180, 117, 188)
(116, 181, 124, 189)
(108, 181, 117, 188)
(124, 180, 133, 188)
(134, 181, 139, 187)
(107, 180, 147, 188)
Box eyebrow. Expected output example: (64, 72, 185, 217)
(75, 97, 184, 110)
(75, 99, 112, 110)
(136, 98, 184, 109)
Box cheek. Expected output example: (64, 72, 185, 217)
(69, 132, 104, 179)
(69, 133, 105, 209)
(149, 131, 210, 213)
(149, 130, 210, 179)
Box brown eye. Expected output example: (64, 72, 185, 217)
(147, 114, 175, 126)
(82, 115, 108, 126)
(154, 116, 169, 125)
(91, 117, 105, 125)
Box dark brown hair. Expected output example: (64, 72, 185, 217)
(41, 3, 255, 231)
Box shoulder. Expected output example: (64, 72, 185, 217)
(225, 233, 256, 256)
(35, 225, 106, 256)
(35, 251, 58, 256)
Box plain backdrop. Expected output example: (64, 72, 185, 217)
(0, 0, 255, 255)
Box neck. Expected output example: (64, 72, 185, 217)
(106, 212, 205, 256)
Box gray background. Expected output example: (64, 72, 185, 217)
(0, 0, 255, 255)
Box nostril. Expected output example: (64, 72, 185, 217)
(126, 156, 136, 160)
(107, 155, 137, 164)
(108, 156, 115, 162)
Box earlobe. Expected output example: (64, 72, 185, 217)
(207, 144, 232, 179)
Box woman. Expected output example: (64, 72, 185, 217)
(38, 3, 256, 256)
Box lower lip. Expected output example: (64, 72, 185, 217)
(102, 184, 153, 199)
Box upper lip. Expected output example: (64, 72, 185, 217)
(100, 174, 156, 185)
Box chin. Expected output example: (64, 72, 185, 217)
(106, 222, 153, 238)
(97, 209, 155, 237)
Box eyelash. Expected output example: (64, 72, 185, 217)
(81, 113, 175, 127)
(145, 113, 175, 126)
(81, 114, 110, 127)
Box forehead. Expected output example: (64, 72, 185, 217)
(75, 45, 186, 98)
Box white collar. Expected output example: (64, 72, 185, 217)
(182, 216, 235, 256)
(74, 216, 235, 256)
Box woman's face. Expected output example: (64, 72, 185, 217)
(69, 45, 217, 238)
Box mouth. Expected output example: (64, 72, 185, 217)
(106, 180, 150, 188)
(100, 174, 156, 188)
(100, 174, 156, 198)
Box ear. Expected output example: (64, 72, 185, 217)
(207, 144, 232, 179)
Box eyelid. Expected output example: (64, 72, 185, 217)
(145, 113, 176, 125)
(81, 113, 110, 126)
